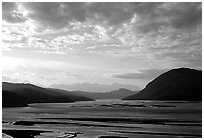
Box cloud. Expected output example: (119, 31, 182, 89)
(112, 69, 169, 80)
(132, 3, 202, 33)
(160, 3, 202, 29)
(23, 3, 65, 29)
(86, 3, 135, 26)
(2, 2, 202, 69)
(3, 2, 201, 31)
(2, 75, 19, 82)
(22, 2, 87, 29)
(39, 75, 57, 80)
(2, 56, 83, 74)
(64, 71, 84, 79)
(143, 26, 202, 67)
(19, 3, 135, 30)
(4, 71, 63, 85)
(2, 2, 27, 23)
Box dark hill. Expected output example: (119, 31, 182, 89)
(2, 82, 94, 107)
(2, 90, 28, 107)
(123, 68, 202, 101)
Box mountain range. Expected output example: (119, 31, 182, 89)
(70, 88, 138, 100)
(50, 83, 139, 92)
(2, 67, 202, 107)
(2, 82, 136, 107)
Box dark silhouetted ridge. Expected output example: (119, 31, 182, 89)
(123, 68, 202, 101)
(2, 82, 94, 107)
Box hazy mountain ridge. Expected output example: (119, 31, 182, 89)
(50, 83, 140, 92)
(71, 88, 138, 100)
(123, 68, 202, 101)
(48, 88, 95, 101)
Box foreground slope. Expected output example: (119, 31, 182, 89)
(123, 68, 202, 101)
(2, 82, 94, 107)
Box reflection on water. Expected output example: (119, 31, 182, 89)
(2, 100, 202, 138)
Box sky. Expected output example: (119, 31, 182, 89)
(2, 2, 202, 90)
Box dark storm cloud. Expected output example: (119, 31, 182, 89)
(3, 2, 201, 31)
(86, 3, 135, 25)
(132, 2, 202, 33)
(161, 3, 202, 29)
(112, 69, 169, 80)
(23, 2, 87, 29)
(2, 2, 26, 23)
(24, 2, 66, 29)
(22, 2, 135, 29)
(62, 2, 87, 22)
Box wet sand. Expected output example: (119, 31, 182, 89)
(2, 100, 202, 138)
